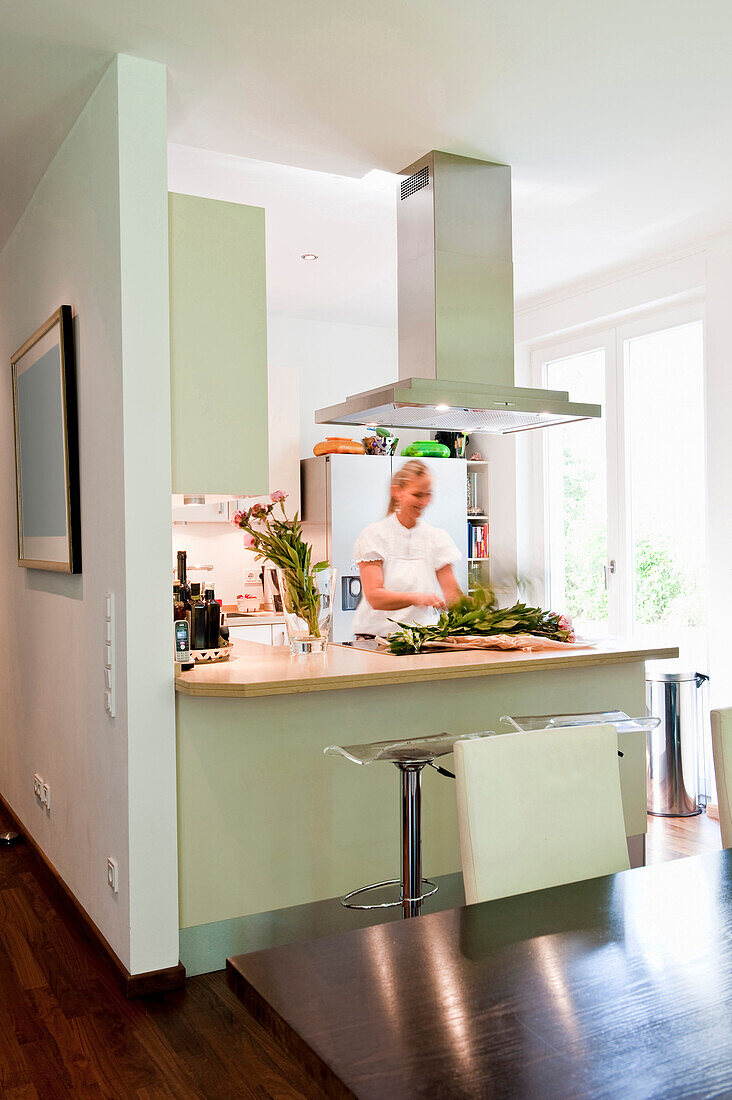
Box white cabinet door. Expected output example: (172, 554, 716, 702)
(228, 625, 272, 644)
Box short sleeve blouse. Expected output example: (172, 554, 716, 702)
(351, 513, 461, 637)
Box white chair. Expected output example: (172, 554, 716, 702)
(454, 724, 630, 906)
(710, 708, 732, 848)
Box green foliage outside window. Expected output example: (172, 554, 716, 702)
(561, 447, 703, 628)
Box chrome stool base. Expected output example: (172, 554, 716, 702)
(341, 877, 438, 911)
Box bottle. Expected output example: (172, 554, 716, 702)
(177, 551, 192, 628)
(191, 599, 207, 650)
(190, 581, 202, 603)
(204, 584, 221, 648)
(173, 582, 185, 624)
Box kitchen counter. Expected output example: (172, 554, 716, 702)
(224, 612, 284, 626)
(175, 638, 678, 698)
(176, 636, 676, 976)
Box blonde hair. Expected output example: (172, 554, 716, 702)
(387, 459, 429, 514)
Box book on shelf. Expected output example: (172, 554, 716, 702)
(468, 523, 489, 559)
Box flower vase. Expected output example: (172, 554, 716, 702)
(275, 566, 337, 655)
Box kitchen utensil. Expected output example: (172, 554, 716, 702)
(313, 437, 366, 456)
(401, 441, 451, 458)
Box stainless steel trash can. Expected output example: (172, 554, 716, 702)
(646, 671, 707, 817)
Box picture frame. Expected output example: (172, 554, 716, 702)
(11, 305, 82, 573)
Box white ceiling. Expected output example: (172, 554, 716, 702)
(5, 0, 732, 321)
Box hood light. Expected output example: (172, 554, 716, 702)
(300, 253, 318, 261)
(435, 404, 450, 412)
(183, 495, 205, 506)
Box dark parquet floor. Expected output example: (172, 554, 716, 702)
(0, 810, 327, 1099)
(0, 805, 720, 1099)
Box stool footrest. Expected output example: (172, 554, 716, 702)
(341, 878, 438, 910)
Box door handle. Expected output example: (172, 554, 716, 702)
(603, 559, 616, 589)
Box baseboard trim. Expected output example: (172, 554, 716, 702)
(0, 793, 185, 998)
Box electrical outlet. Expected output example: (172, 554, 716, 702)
(107, 857, 119, 894)
(33, 774, 42, 798)
(42, 782, 51, 810)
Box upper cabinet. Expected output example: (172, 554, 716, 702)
(169, 193, 269, 496)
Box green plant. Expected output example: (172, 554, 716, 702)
(232, 493, 328, 637)
(387, 585, 574, 654)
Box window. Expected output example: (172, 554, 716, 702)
(533, 310, 706, 669)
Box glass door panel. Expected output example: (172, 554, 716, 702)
(545, 349, 609, 637)
(625, 320, 706, 669)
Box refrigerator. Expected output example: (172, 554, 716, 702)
(301, 455, 468, 642)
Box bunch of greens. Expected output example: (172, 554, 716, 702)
(232, 492, 328, 637)
(387, 585, 575, 654)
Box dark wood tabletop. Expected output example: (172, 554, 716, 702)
(228, 849, 732, 1099)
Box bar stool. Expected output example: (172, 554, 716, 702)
(324, 731, 492, 918)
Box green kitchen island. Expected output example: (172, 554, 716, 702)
(175, 638, 676, 975)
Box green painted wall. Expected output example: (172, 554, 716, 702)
(168, 193, 269, 495)
(176, 662, 647, 934)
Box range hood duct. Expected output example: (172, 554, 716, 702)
(315, 151, 600, 434)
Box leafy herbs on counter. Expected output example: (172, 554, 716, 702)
(386, 586, 575, 654)
(231, 493, 328, 638)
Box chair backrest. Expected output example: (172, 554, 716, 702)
(711, 708, 732, 849)
(454, 724, 630, 905)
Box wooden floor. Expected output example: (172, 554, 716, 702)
(0, 809, 721, 1099)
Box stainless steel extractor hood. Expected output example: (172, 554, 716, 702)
(316, 151, 600, 434)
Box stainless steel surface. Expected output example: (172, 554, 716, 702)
(401, 763, 423, 917)
(646, 673, 706, 816)
(340, 761, 439, 914)
(314, 151, 602, 434)
(341, 876, 438, 910)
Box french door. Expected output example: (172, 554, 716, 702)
(531, 307, 706, 668)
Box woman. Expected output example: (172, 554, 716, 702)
(352, 459, 462, 639)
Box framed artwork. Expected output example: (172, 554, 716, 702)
(11, 306, 81, 573)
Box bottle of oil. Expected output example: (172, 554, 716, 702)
(204, 584, 221, 648)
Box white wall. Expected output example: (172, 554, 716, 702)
(515, 240, 732, 707)
(0, 55, 178, 974)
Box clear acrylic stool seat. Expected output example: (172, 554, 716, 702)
(501, 710, 660, 736)
(325, 731, 492, 918)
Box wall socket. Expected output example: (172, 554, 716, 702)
(33, 773, 50, 810)
(107, 857, 119, 894)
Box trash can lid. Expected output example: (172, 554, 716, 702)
(646, 671, 704, 683)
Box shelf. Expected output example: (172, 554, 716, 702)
(467, 460, 489, 466)
(468, 556, 490, 562)
(467, 514, 489, 521)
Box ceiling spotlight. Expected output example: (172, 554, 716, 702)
(300, 253, 318, 261)
(435, 403, 450, 412)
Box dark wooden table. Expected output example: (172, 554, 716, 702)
(228, 850, 732, 1099)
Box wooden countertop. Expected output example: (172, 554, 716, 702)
(175, 638, 678, 699)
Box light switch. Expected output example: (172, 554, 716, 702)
(105, 620, 112, 644)
(104, 643, 112, 671)
(105, 594, 113, 620)
(104, 668, 112, 690)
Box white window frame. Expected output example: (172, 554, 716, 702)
(528, 295, 705, 637)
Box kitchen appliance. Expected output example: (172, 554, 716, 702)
(301, 453, 468, 643)
(315, 152, 600, 434)
(262, 566, 282, 612)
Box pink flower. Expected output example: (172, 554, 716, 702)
(251, 503, 266, 516)
(242, 532, 256, 548)
(232, 511, 243, 527)
(557, 614, 572, 632)
(271, 490, 287, 503)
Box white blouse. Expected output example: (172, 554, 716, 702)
(352, 512, 461, 637)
